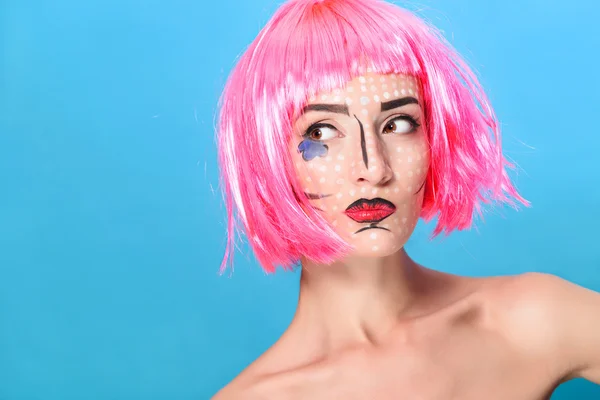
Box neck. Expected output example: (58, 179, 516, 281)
(290, 248, 426, 353)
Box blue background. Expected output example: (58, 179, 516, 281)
(1, 0, 598, 398)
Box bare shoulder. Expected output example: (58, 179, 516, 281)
(484, 272, 587, 332)
(212, 381, 246, 400)
(482, 272, 600, 383)
(211, 341, 302, 399)
(212, 361, 325, 400)
(482, 272, 571, 347)
(212, 368, 270, 400)
(212, 356, 281, 400)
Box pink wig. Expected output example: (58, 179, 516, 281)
(217, 0, 528, 273)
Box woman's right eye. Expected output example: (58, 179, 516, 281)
(304, 123, 338, 141)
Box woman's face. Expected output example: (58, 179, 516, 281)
(290, 73, 430, 257)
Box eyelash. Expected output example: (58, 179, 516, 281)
(383, 114, 421, 134)
(303, 114, 421, 139)
(303, 122, 338, 140)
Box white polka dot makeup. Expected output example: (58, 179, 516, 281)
(290, 72, 430, 258)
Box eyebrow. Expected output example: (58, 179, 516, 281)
(301, 104, 350, 116)
(380, 96, 419, 112)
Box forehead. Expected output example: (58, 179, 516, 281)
(309, 73, 420, 103)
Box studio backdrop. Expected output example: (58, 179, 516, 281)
(0, 0, 598, 398)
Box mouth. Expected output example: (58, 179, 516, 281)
(344, 197, 396, 223)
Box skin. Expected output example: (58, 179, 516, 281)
(214, 73, 600, 399)
(292, 73, 427, 257)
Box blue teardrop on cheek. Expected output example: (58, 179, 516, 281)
(298, 139, 329, 161)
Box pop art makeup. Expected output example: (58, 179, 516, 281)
(290, 73, 430, 257)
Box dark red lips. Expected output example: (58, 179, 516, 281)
(344, 198, 396, 223)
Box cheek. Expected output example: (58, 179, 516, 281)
(389, 138, 429, 190)
(292, 145, 360, 220)
(293, 145, 349, 193)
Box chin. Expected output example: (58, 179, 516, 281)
(349, 239, 405, 258)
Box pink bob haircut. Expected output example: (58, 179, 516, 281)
(217, 0, 528, 274)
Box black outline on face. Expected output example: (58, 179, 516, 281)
(355, 223, 392, 234)
(303, 192, 332, 212)
(353, 114, 369, 170)
(304, 192, 332, 200)
(415, 179, 426, 195)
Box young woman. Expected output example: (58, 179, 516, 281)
(214, 0, 600, 398)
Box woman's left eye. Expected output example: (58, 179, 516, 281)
(382, 116, 420, 135)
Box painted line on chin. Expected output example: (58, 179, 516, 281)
(354, 224, 392, 234)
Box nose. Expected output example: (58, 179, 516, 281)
(350, 116, 392, 187)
